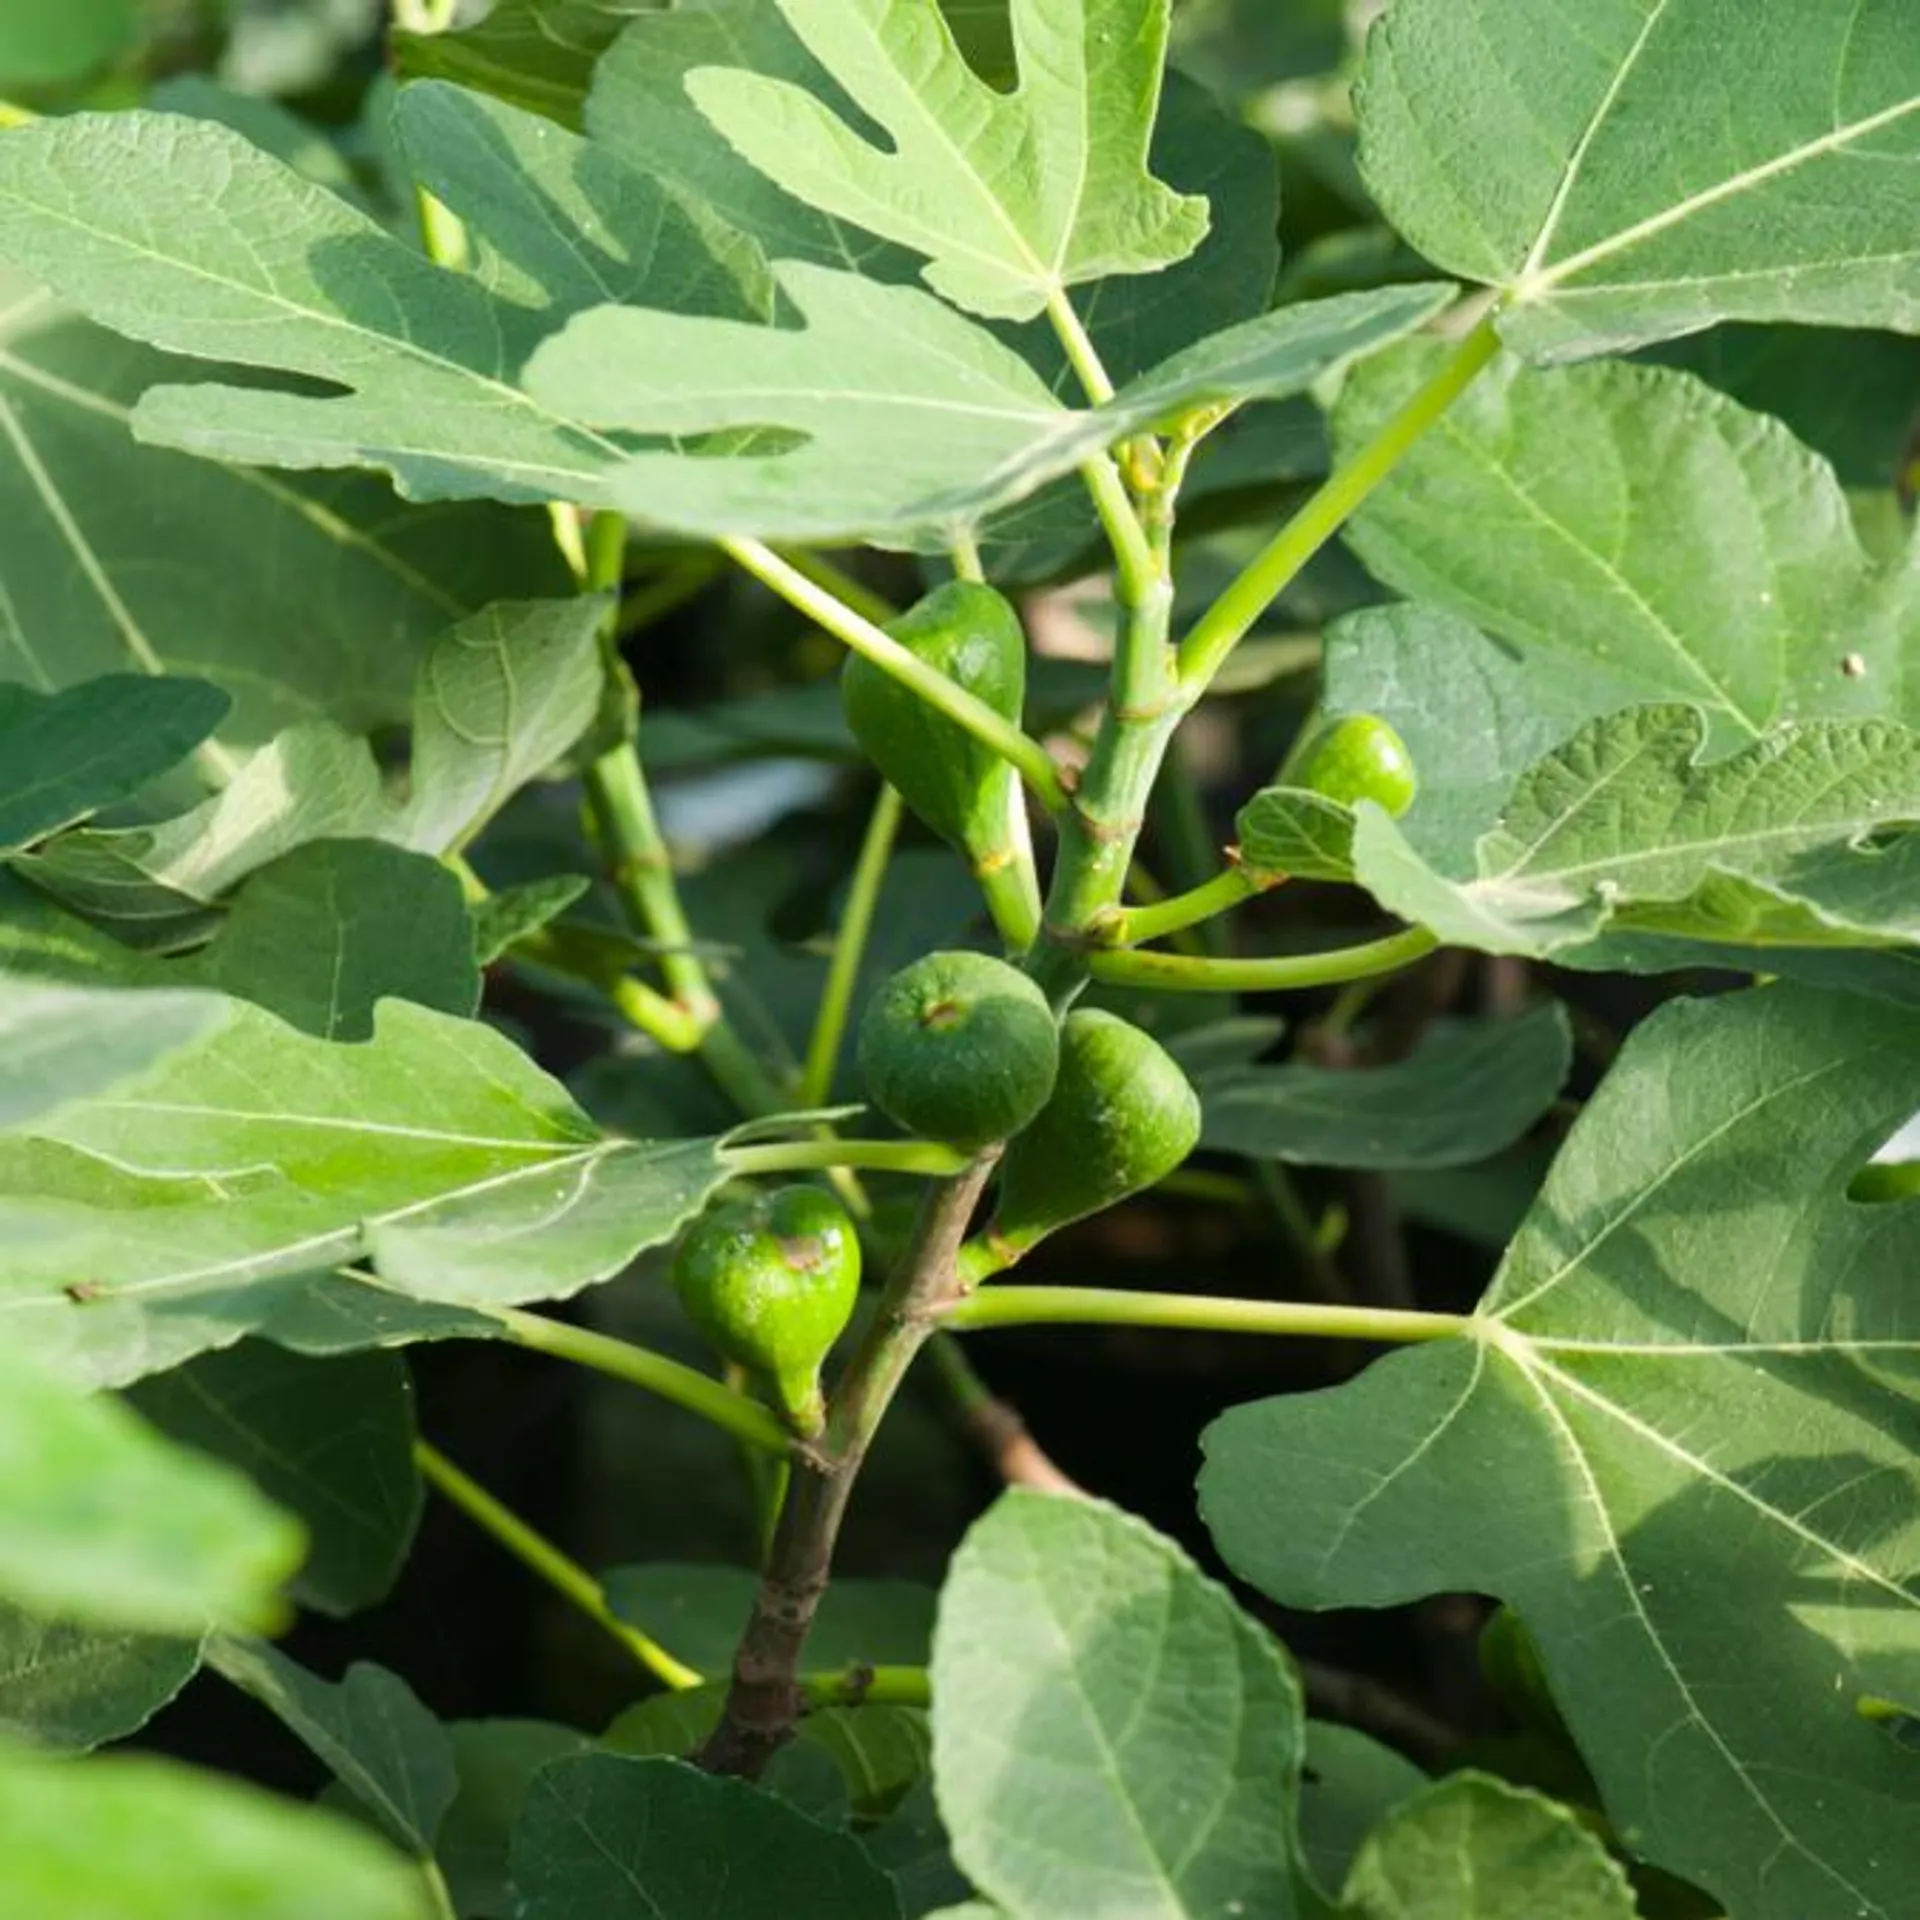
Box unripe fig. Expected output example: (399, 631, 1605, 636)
(857, 950, 1058, 1153)
(842, 583, 1026, 864)
(1294, 714, 1418, 819)
(670, 1185, 860, 1435)
(986, 1009, 1200, 1258)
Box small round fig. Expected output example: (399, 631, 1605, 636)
(857, 950, 1059, 1153)
(989, 1008, 1200, 1254)
(1294, 714, 1418, 818)
(670, 1185, 861, 1435)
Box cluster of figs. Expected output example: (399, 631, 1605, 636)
(671, 583, 1417, 1433)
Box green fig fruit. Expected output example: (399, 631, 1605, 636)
(842, 584, 1040, 945)
(670, 1185, 860, 1435)
(981, 1009, 1200, 1265)
(857, 950, 1059, 1153)
(1294, 714, 1418, 819)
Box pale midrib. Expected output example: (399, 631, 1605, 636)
(1498, 793, 1917, 892)
(0, 1139, 625, 1305)
(1531, 1349, 1920, 1615)
(1500, 1347, 1816, 1878)
(1517, 0, 1675, 283)
(1523, 78, 1920, 295)
(1490, 1049, 1857, 1323)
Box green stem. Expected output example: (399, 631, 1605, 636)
(1178, 311, 1502, 691)
(799, 1664, 931, 1710)
(799, 784, 904, 1108)
(1046, 286, 1117, 404)
(489, 1307, 789, 1453)
(1080, 454, 1160, 617)
(722, 1139, 972, 1179)
(722, 537, 1068, 813)
(947, 1286, 1467, 1344)
(1108, 863, 1278, 948)
(583, 748, 720, 1031)
(1087, 926, 1438, 994)
(414, 1440, 704, 1689)
(768, 545, 899, 629)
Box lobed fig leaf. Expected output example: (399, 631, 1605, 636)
(670, 1185, 861, 1435)
(857, 951, 1059, 1154)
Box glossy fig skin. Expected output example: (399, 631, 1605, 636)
(990, 1008, 1200, 1252)
(1294, 714, 1418, 819)
(670, 1185, 861, 1435)
(841, 583, 1026, 868)
(857, 950, 1059, 1153)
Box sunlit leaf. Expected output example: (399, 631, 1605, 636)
(0, 1749, 434, 1920)
(1356, 0, 1920, 358)
(1351, 705, 1920, 960)
(0, 989, 730, 1385)
(685, 0, 1208, 321)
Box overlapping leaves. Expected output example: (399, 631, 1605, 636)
(1201, 984, 1920, 1920)
(0, 4, 1439, 544)
(0, 987, 731, 1386)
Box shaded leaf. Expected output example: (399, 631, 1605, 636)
(1339, 1774, 1636, 1919)
(604, 1688, 933, 1825)
(395, 0, 660, 127)
(932, 1490, 1303, 1919)
(512, 1752, 901, 1919)
(602, 1563, 934, 1675)
(1647, 323, 1920, 491)
(435, 1719, 590, 1920)
(1356, 0, 1920, 358)
(130, 1343, 420, 1618)
(470, 874, 592, 966)
(1321, 604, 1630, 873)
(0, 676, 228, 853)
(400, 599, 606, 856)
(0, 1608, 198, 1751)
(161, 840, 482, 1041)
(0, 1748, 434, 1919)
(23, 597, 599, 953)
(1296, 1724, 1427, 1910)
(211, 1638, 457, 1856)
(0, 274, 566, 747)
(1197, 1006, 1570, 1171)
(1200, 984, 1920, 1920)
